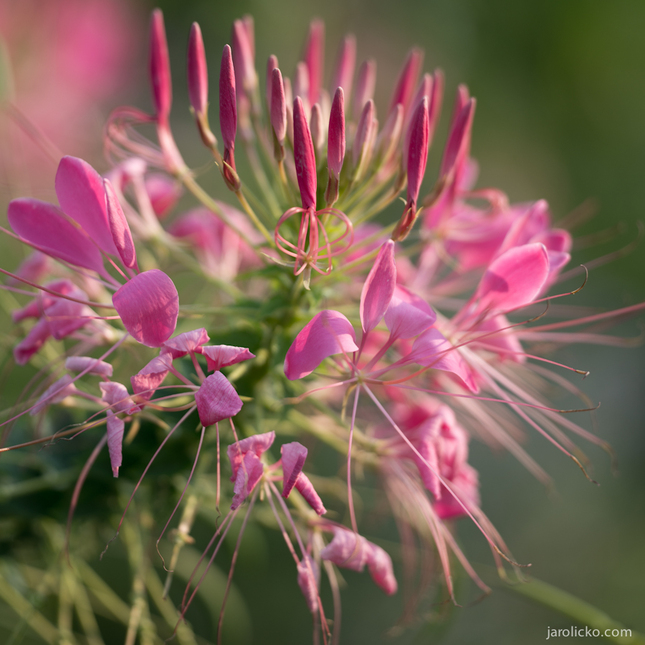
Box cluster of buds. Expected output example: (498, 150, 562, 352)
(1, 7, 643, 644)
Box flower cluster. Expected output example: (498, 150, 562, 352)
(1, 7, 643, 644)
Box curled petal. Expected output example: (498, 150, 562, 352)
(195, 371, 243, 427)
(106, 411, 125, 478)
(131, 352, 173, 401)
(295, 473, 326, 515)
(366, 543, 398, 595)
(320, 527, 369, 571)
(384, 284, 436, 340)
(360, 240, 396, 334)
(112, 270, 179, 348)
(231, 452, 263, 510)
(227, 431, 276, 481)
(100, 381, 139, 415)
(201, 345, 255, 372)
(281, 442, 308, 497)
(163, 328, 210, 358)
(65, 356, 114, 377)
(284, 310, 358, 380)
(14, 319, 50, 366)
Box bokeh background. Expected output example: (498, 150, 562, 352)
(1, 0, 644, 643)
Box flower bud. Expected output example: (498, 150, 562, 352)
(149, 9, 172, 122)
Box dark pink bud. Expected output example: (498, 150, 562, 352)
(406, 96, 430, 205)
(104, 178, 138, 271)
(219, 44, 237, 152)
(303, 19, 325, 107)
(271, 67, 287, 143)
(327, 87, 345, 179)
(149, 9, 172, 122)
(293, 96, 317, 210)
(388, 47, 424, 115)
(402, 74, 432, 162)
(440, 98, 476, 179)
(266, 54, 278, 110)
(353, 59, 376, 121)
(231, 17, 257, 97)
(353, 99, 376, 169)
(188, 22, 208, 116)
(331, 34, 356, 100)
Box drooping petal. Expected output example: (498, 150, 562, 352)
(365, 542, 398, 595)
(44, 294, 91, 339)
(227, 431, 276, 481)
(320, 527, 369, 571)
(201, 345, 255, 372)
(231, 451, 264, 510)
(474, 243, 549, 314)
(297, 556, 320, 614)
(384, 284, 436, 340)
(195, 371, 243, 427)
(284, 310, 358, 380)
(294, 473, 326, 515)
(409, 327, 479, 393)
(163, 328, 210, 358)
(104, 177, 137, 269)
(65, 356, 114, 377)
(112, 270, 179, 347)
(8, 198, 106, 276)
(100, 381, 139, 415)
(360, 240, 396, 334)
(106, 411, 125, 477)
(281, 442, 308, 497)
(130, 351, 173, 401)
(55, 156, 118, 256)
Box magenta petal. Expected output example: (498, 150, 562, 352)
(45, 295, 90, 339)
(55, 156, 118, 256)
(130, 352, 172, 401)
(163, 328, 210, 358)
(112, 270, 179, 347)
(66, 356, 114, 377)
(195, 371, 243, 427)
(360, 240, 396, 334)
(201, 345, 255, 372)
(227, 431, 276, 481)
(8, 198, 106, 276)
(106, 411, 125, 478)
(475, 243, 549, 314)
(284, 310, 358, 380)
(281, 442, 308, 497)
(104, 178, 137, 269)
(366, 543, 397, 595)
(231, 451, 264, 510)
(409, 328, 479, 393)
(384, 285, 436, 340)
(294, 473, 326, 515)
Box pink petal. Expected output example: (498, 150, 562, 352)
(320, 528, 369, 571)
(55, 156, 118, 256)
(144, 174, 182, 218)
(100, 381, 139, 415)
(365, 543, 398, 595)
(201, 345, 255, 372)
(219, 44, 237, 151)
(227, 431, 276, 481)
(281, 442, 308, 497)
(31, 375, 78, 415)
(65, 356, 114, 377)
(384, 285, 436, 340)
(327, 87, 345, 179)
(188, 22, 208, 116)
(474, 243, 549, 314)
(14, 319, 50, 366)
(112, 270, 179, 347)
(195, 371, 243, 427)
(8, 198, 106, 276)
(231, 451, 263, 510)
(360, 240, 396, 334)
(409, 328, 479, 393)
(104, 178, 137, 270)
(106, 411, 125, 477)
(294, 473, 326, 515)
(297, 556, 320, 614)
(130, 352, 173, 401)
(43, 293, 91, 339)
(284, 310, 358, 380)
(149, 9, 172, 121)
(303, 19, 325, 106)
(163, 328, 210, 358)
(293, 96, 317, 210)
(434, 464, 480, 520)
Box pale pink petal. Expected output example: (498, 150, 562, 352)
(284, 310, 358, 380)
(360, 240, 396, 334)
(104, 177, 137, 270)
(14, 319, 51, 366)
(281, 442, 308, 497)
(163, 328, 210, 358)
(231, 451, 263, 510)
(353, 59, 376, 121)
(106, 411, 125, 478)
(100, 381, 139, 415)
(65, 356, 114, 377)
(440, 98, 476, 179)
(112, 270, 179, 347)
(266, 55, 278, 112)
(8, 198, 106, 276)
(8, 251, 51, 287)
(144, 174, 182, 218)
(297, 556, 320, 613)
(195, 371, 243, 427)
(227, 431, 276, 481)
(409, 328, 479, 393)
(320, 527, 369, 571)
(434, 463, 480, 520)
(31, 375, 78, 415)
(231, 17, 257, 97)
(55, 156, 118, 256)
(330, 34, 356, 99)
(475, 315, 525, 363)
(294, 473, 326, 515)
(365, 543, 397, 595)
(201, 345, 255, 372)
(130, 352, 172, 401)
(187, 22, 208, 116)
(303, 19, 325, 106)
(474, 243, 549, 314)
(352, 99, 375, 168)
(43, 291, 91, 340)
(388, 48, 423, 115)
(384, 284, 436, 340)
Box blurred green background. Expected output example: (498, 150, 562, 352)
(1, 0, 644, 643)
